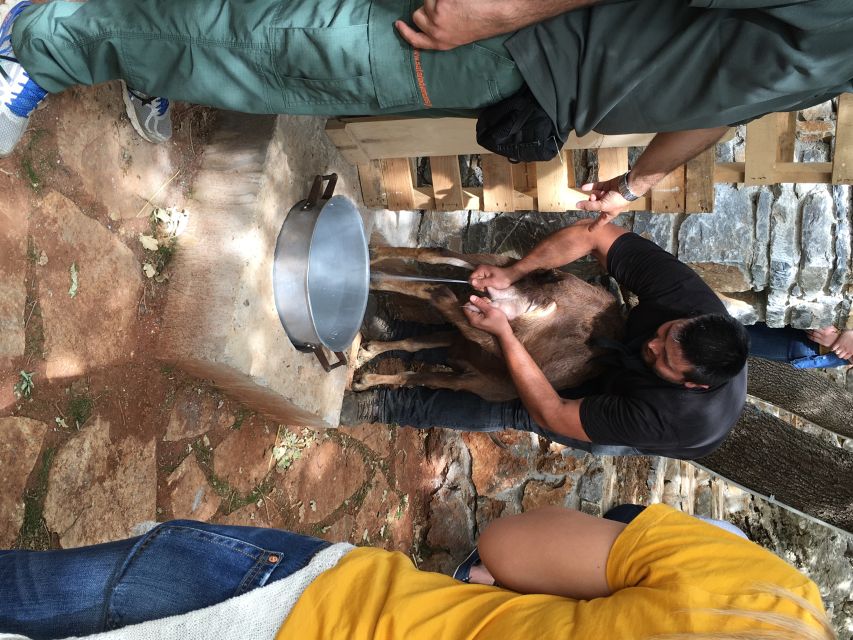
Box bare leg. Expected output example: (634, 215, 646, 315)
(357, 332, 455, 368)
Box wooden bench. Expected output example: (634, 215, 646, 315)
(326, 94, 853, 214)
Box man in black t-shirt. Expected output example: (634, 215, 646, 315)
(343, 220, 749, 460)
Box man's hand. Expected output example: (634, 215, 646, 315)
(463, 295, 513, 337)
(469, 264, 515, 291)
(394, 0, 597, 51)
(576, 176, 633, 230)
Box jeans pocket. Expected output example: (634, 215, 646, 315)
(105, 525, 280, 630)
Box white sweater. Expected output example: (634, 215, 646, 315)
(0, 543, 353, 640)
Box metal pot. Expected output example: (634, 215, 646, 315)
(272, 174, 369, 372)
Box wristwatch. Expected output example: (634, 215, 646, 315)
(617, 171, 640, 202)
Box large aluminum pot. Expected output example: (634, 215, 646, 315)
(273, 174, 369, 371)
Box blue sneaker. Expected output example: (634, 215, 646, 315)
(0, 0, 47, 157)
(120, 80, 172, 143)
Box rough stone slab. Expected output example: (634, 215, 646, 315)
(522, 477, 575, 511)
(353, 474, 402, 548)
(768, 185, 801, 296)
(798, 188, 834, 297)
(462, 431, 537, 496)
(788, 300, 838, 329)
(213, 420, 278, 495)
(829, 185, 851, 297)
(164, 387, 235, 441)
(718, 292, 763, 326)
(750, 188, 772, 290)
(632, 212, 679, 255)
(30, 191, 141, 379)
(677, 185, 754, 292)
(368, 209, 422, 248)
(765, 291, 791, 328)
(341, 423, 392, 459)
(417, 211, 469, 251)
(0, 417, 48, 546)
(166, 454, 221, 521)
(278, 438, 367, 525)
(0, 183, 28, 363)
(43, 417, 156, 547)
(426, 486, 475, 552)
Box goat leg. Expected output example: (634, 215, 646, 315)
(353, 368, 515, 401)
(427, 286, 503, 358)
(371, 246, 476, 269)
(357, 332, 456, 368)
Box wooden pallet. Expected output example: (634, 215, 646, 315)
(326, 94, 853, 213)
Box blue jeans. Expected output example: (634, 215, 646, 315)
(377, 386, 644, 456)
(0, 520, 330, 640)
(745, 323, 848, 369)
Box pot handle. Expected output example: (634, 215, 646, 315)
(311, 346, 347, 373)
(304, 173, 338, 209)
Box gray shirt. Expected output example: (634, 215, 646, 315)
(505, 0, 853, 135)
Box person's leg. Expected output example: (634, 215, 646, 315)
(367, 386, 645, 456)
(0, 521, 330, 639)
(746, 322, 848, 368)
(0, 536, 141, 639)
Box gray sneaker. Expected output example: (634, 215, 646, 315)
(120, 80, 172, 143)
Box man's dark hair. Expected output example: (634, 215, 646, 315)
(675, 313, 750, 386)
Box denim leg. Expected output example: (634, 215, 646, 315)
(105, 521, 329, 630)
(377, 387, 645, 456)
(0, 522, 330, 639)
(0, 536, 141, 640)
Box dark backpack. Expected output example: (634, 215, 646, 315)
(476, 85, 567, 163)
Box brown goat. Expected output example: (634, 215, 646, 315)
(353, 247, 625, 401)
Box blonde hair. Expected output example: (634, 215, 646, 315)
(654, 584, 836, 640)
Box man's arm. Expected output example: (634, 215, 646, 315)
(395, 0, 602, 51)
(578, 126, 730, 228)
(469, 219, 627, 291)
(463, 295, 590, 442)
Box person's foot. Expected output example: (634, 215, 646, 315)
(120, 80, 172, 144)
(806, 326, 853, 362)
(338, 389, 381, 426)
(0, 0, 48, 158)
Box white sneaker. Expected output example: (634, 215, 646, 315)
(0, 0, 48, 157)
(121, 79, 172, 144)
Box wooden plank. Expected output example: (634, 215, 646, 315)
(535, 152, 572, 212)
(380, 158, 416, 210)
(685, 147, 716, 213)
(597, 147, 629, 182)
(356, 162, 386, 208)
(513, 162, 536, 192)
(745, 115, 780, 185)
(832, 93, 853, 184)
(717, 162, 834, 184)
(776, 111, 797, 162)
(480, 154, 516, 212)
(428, 156, 465, 210)
(328, 116, 657, 160)
(324, 119, 371, 165)
(412, 187, 478, 210)
(650, 166, 686, 213)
